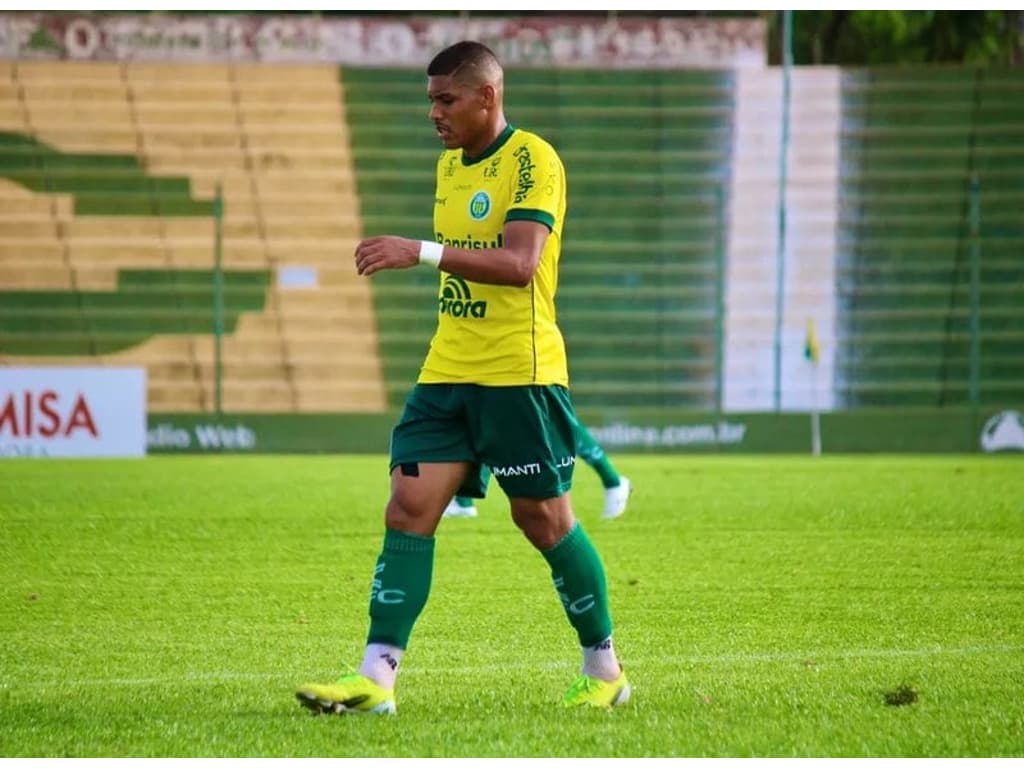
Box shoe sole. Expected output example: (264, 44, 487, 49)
(612, 682, 632, 706)
(295, 691, 396, 716)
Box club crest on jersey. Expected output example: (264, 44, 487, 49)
(469, 191, 491, 220)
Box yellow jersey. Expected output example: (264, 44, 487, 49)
(419, 125, 569, 387)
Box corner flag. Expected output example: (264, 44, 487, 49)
(804, 317, 822, 456)
(804, 318, 820, 364)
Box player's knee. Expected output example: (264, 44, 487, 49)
(511, 498, 573, 550)
(384, 494, 436, 533)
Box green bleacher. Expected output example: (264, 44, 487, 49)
(0, 269, 270, 356)
(0, 132, 215, 216)
(342, 68, 733, 408)
(838, 68, 1024, 407)
(0, 132, 260, 360)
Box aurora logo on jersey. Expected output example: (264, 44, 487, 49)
(512, 145, 536, 204)
(469, 191, 491, 220)
(439, 275, 488, 319)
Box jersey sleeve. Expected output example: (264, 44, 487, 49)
(504, 136, 564, 233)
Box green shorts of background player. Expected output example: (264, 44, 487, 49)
(443, 420, 631, 520)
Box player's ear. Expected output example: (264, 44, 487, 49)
(478, 83, 496, 108)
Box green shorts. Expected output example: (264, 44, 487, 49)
(389, 383, 578, 500)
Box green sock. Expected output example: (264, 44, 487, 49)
(366, 528, 435, 649)
(454, 496, 475, 508)
(574, 422, 621, 489)
(541, 522, 613, 647)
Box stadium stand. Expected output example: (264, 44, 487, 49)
(837, 68, 1024, 406)
(343, 67, 734, 409)
(0, 60, 387, 412)
(2, 55, 1021, 415)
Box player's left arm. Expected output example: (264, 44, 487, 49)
(355, 139, 562, 286)
(354, 220, 549, 287)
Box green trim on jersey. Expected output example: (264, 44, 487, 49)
(461, 124, 515, 165)
(421, 127, 569, 387)
(506, 208, 555, 231)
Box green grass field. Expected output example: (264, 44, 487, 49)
(1, 455, 1022, 757)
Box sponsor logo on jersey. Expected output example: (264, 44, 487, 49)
(439, 274, 487, 319)
(435, 232, 503, 249)
(469, 191, 491, 220)
(513, 144, 536, 204)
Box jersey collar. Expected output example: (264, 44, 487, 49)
(461, 124, 515, 166)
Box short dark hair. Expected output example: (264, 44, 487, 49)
(427, 40, 500, 80)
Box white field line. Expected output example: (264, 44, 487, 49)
(2, 642, 1021, 691)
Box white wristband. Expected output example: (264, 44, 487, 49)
(418, 240, 443, 268)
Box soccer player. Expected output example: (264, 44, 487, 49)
(444, 420, 631, 519)
(295, 40, 630, 715)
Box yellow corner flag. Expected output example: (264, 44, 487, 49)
(804, 318, 820, 365)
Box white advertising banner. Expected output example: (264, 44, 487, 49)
(0, 367, 146, 458)
(0, 13, 766, 69)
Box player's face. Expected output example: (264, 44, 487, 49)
(427, 74, 490, 155)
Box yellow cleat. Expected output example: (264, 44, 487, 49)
(563, 670, 632, 708)
(295, 673, 396, 715)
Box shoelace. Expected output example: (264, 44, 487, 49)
(334, 672, 367, 686)
(566, 675, 602, 698)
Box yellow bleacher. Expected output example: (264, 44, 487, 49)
(0, 60, 386, 413)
